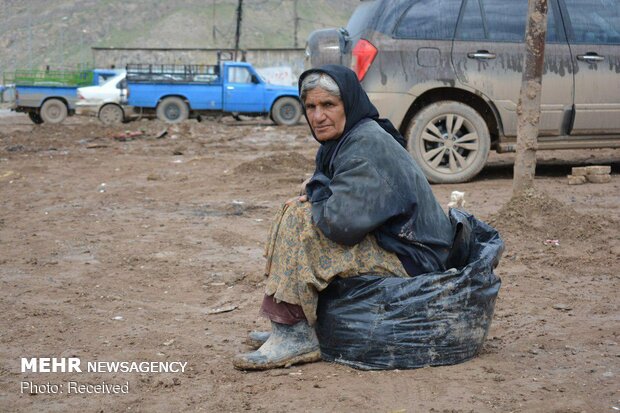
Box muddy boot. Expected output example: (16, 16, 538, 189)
(245, 331, 270, 349)
(233, 321, 320, 370)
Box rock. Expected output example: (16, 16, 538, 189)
(552, 303, 572, 311)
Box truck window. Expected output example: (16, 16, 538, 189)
(228, 67, 252, 84)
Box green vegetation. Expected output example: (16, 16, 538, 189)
(6, 67, 94, 87)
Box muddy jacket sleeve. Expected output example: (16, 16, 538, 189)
(307, 156, 412, 246)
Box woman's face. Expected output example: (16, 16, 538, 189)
(304, 88, 346, 142)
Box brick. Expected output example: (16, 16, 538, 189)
(586, 174, 611, 184)
(567, 175, 587, 185)
(571, 167, 588, 176)
(585, 165, 612, 175)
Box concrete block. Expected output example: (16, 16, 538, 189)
(586, 174, 611, 184)
(567, 175, 587, 185)
(571, 167, 588, 176)
(585, 165, 611, 175)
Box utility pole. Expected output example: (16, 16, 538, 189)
(513, 0, 548, 195)
(234, 0, 243, 61)
(293, 0, 299, 48)
(212, 0, 217, 45)
(28, 14, 33, 70)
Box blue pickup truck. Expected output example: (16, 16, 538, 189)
(125, 61, 302, 125)
(8, 68, 119, 124)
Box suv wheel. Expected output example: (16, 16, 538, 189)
(406, 101, 490, 184)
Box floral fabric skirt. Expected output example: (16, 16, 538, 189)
(263, 201, 408, 325)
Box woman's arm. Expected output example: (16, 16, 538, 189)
(308, 157, 411, 246)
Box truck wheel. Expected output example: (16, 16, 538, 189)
(271, 97, 302, 126)
(156, 97, 189, 123)
(406, 101, 490, 184)
(28, 112, 44, 125)
(98, 104, 125, 125)
(40, 99, 68, 124)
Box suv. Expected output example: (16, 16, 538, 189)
(306, 0, 620, 183)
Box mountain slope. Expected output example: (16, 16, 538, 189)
(0, 0, 357, 76)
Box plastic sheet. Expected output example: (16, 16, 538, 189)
(316, 209, 503, 370)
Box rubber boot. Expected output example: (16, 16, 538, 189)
(245, 331, 270, 349)
(233, 321, 320, 370)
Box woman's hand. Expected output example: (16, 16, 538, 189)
(299, 177, 312, 196)
(285, 195, 308, 206)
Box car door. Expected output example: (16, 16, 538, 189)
(452, 0, 573, 137)
(223, 65, 265, 113)
(559, 0, 620, 135)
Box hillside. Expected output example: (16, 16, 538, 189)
(0, 0, 357, 77)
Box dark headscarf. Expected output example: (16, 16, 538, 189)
(298, 65, 406, 174)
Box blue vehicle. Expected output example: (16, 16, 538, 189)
(8, 68, 119, 124)
(125, 61, 302, 125)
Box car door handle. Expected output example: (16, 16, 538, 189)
(577, 53, 605, 62)
(467, 51, 496, 60)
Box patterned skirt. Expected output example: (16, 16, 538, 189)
(263, 201, 408, 325)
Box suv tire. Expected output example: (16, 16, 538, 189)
(406, 101, 490, 184)
(156, 97, 189, 123)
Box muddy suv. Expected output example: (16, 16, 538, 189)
(306, 0, 620, 183)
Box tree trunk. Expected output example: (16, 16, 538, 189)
(513, 0, 548, 195)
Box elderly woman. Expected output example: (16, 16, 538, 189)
(233, 65, 453, 370)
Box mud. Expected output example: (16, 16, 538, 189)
(0, 111, 618, 412)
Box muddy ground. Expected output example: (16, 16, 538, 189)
(0, 110, 618, 413)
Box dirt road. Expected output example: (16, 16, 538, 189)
(1, 112, 618, 412)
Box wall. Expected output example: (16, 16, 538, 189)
(92, 47, 307, 85)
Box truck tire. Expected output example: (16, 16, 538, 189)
(156, 97, 189, 123)
(271, 97, 302, 126)
(28, 112, 44, 125)
(40, 99, 68, 124)
(405, 101, 490, 184)
(98, 103, 125, 125)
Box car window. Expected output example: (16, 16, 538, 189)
(562, 0, 620, 44)
(456, 0, 560, 43)
(228, 67, 252, 84)
(346, 0, 381, 38)
(394, 0, 461, 40)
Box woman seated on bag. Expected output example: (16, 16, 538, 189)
(233, 65, 454, 370)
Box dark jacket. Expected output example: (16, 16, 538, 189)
(306, 119, 454, 275)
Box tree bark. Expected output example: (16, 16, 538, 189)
(513, 0, 548, 196)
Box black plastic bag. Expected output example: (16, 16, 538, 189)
(316, 209, 503, 370)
